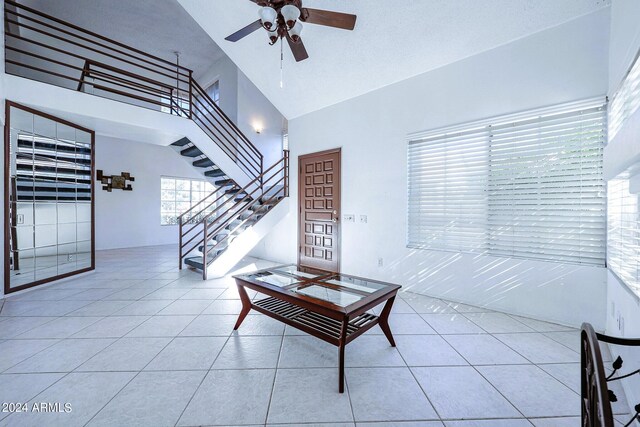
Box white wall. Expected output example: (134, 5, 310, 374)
(237, 70, 284, 171)
(604, 0, 640, 413)
(95, 136, 204, 250)
(198, 57, 284, 172)
(251, 9, 611, 328)
(198, 55, 239, 123)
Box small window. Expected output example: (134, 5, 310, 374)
(160, 177, 215, 225)
(206, 80, 220, 106)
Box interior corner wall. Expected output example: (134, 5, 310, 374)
(198, 57, 285, 170)
(604, 0, 640, 413)
(197, 56, 238, 123)
(95, 136, 204, 250)
(250, 9, 611, 328)
(236, 70, 284, 170)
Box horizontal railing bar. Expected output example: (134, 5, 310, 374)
(5, 1, 192, 75)
(182, 158, 285, 257)
(190, 94, 261, 166)
(177, 187, 229, 224)
(192, 80, 263, 159)
(201, 158, 285, 223)
(205, 178, 285, 256)
(203, 165, 285, 242)
(190, 100, 261, 174)
(4, 31, 185, 92)
(5, 43, 87, 75)
(5, 58, 86, 86)
(87, 71, 175, 100)
(91, 83, 178, 111)
(5, 20, 189, 84)
(89, 73, 172, 108)
(86, 60, 177, 90)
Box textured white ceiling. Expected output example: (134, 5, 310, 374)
(21, 0, 227, 80)
(178, 0, 610, 119)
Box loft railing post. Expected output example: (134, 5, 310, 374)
(260, 156, 264, 192)
(178, 216, 183, 270)
(284, 149, 290, 197)
(188, 71, 193, 120)
(202, 220, 208, 280)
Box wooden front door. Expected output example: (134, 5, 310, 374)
(298, 148, 341, 272)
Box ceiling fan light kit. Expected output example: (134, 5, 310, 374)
(225, 0, 357, 62)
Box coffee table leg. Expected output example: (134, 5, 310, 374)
(338, 318, 348, 393)
(233, 284, 252, 330)
(378, 296, 397, 347)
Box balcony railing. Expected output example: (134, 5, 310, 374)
(3, 0, 263, 182)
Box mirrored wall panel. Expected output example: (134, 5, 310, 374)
(5, 102, 95, 293)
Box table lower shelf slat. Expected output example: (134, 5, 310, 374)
(253, 297, 378, 341)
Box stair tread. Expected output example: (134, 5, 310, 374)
(171, 137, 191, 147)
(181, 146, 203, 157)
(205, 169, 226, 178)
(193, 158, 214, 168)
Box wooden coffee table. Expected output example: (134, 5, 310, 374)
(233, 264, 401, 393)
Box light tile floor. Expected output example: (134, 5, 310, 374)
(0, 245, 633, 427)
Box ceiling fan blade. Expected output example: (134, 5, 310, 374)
(301, 8, 357, 30)
(225, 19, 263, 42)
(287, 37, 309, 62)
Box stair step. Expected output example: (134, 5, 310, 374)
(205, 169, 226, 178)
(225, 188, 245, 195)
(171, 137, 191, 147)
(181, 146, 203, 157)
(215, 179, 234, 187)
(193, 158, 214, 168)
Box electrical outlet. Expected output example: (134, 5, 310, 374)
(17, 214, 24, 225)
(343, 214, 355, 223)
(359, 215, 367, 223)
(378, 258, 383, 267)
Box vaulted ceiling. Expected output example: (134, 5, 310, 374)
(178, 0, 610, 119)
(19, 0, 227, 81)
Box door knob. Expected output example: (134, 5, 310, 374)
(332, 217, 338, 223)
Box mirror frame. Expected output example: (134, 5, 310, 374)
(4, 100, 96, 294)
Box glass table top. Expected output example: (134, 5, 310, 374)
(251, 271, 303, 288)
(271, 265, 329, 280)
(320, 274, 389, 294)
(236, 265, 400, 308)
(295, 285, 363, 307)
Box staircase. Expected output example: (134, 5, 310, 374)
(4, 0, 290, 279)
(178, 152, 289, 279)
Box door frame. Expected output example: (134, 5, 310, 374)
(297, 147, 341, 271)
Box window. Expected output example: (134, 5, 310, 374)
(609, 50, 640, 141)
(206, 80, 220, 106)
(408, 99, 607, 266)
(160, 177, 215, 225)
(608, 176, 640, 295)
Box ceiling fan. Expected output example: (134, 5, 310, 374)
(224, 0, 357, 62)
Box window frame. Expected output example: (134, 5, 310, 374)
(160, 176, 215, 226)
(407, 97, 608, 266)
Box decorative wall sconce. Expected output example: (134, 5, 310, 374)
(97, 170, 134, 192)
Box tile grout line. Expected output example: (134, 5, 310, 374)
(262, 320, 287, 425)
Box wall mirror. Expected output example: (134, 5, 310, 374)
(5, 101, 95, 294)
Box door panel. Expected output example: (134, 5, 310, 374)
(298, 149, 340, 272)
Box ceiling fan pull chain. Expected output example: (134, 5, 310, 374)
(280, 37, 284, 88)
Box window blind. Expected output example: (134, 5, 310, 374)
(608, 177, 640, 295)
(408, 99, 607, 266)
(609, 51, 640, 141)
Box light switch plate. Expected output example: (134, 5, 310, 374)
(360, 215, 367, 223)
(343, 214, 355, 223)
